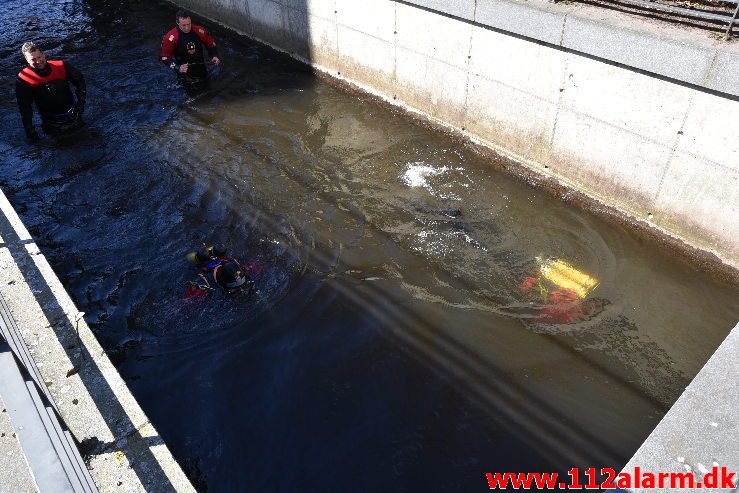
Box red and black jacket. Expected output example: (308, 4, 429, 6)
(15, 60, 86, 136)
(160, 24, 219, 78)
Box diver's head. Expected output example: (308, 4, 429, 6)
(21, 42, 46, 70)
(212, 243, 227, 258)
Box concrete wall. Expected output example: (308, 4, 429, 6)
(175, 0, 739, 267)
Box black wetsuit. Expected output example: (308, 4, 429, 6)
(15, 61, 86, 138)
(160, 25, 219, 81)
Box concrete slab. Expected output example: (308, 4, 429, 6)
(395, 47, 469, 128)
(275, 0, 307, 12)
(676, 91, 739, 173)
(403, 0, 476, 21)
(249, 0, 288, 47)
(464, 73, 558, 163)
(304, 0, 336, 21)
(469, 25, 566, 104)
(396, 2, 472, 70)
(284, 7, 311, 59)
(622, 323, 739, 493)
(561, 14, 715, 86)
(336, 26, 395, 95)
(176, 0, 254, 37)
(0, 392, 38, 493)
(707, 50, 739, 96)
(0, 346, 75, 493)
(561, 56, 694, 148)
(335, 0, 395, 43)
(549, 109, 673, 208)
(475, 0, 567, 46)
(654, 152, 739, 257)
(307, 13, 339, 69)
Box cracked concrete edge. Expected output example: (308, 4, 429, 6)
(0, 188, 195, 493)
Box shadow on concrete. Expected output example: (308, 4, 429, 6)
(171, 0, 313, 64)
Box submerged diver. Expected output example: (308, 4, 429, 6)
(213, 258, 251, 294)
(185, 244, 253, 297)
(188, 246, 222, 272)
(520, 258, 606, 324)
(160, 10, 221, 85)
(15, 41, 86, 141)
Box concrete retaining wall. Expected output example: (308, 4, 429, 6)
(174, 0, 739, 267)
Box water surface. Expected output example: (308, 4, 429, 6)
(1, 1, 737, 491)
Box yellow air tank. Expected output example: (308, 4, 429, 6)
(537, 257, 599, 299)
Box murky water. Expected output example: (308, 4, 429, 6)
(1, 1, 738, 491)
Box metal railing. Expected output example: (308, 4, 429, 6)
(569, 0, 739, 38)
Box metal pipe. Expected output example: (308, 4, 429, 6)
(725, 2, 739, 38)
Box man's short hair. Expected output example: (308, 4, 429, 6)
(175, 9, 191, 22)
(21, 41, 41, 56)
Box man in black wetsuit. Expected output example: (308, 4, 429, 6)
(160, 10, 221, 84)
(15, 42, 86, 141)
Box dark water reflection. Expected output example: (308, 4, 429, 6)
(1, 1, 738, 491)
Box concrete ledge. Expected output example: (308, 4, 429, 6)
(561, 12, 716, 86)
(621, 322, 739, 492)
(0, 188, 194, 493)
(405, 0, 476, 20)
(476, 0, 568, 46)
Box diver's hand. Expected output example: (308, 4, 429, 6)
(179, 63, 189, 73)
(211, 56, 220, 66)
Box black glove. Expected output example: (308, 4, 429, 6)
(25, 128, 39, 142)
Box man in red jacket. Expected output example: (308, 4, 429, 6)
(160, 10, 221, 84)
(15, 42, 86, 141)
